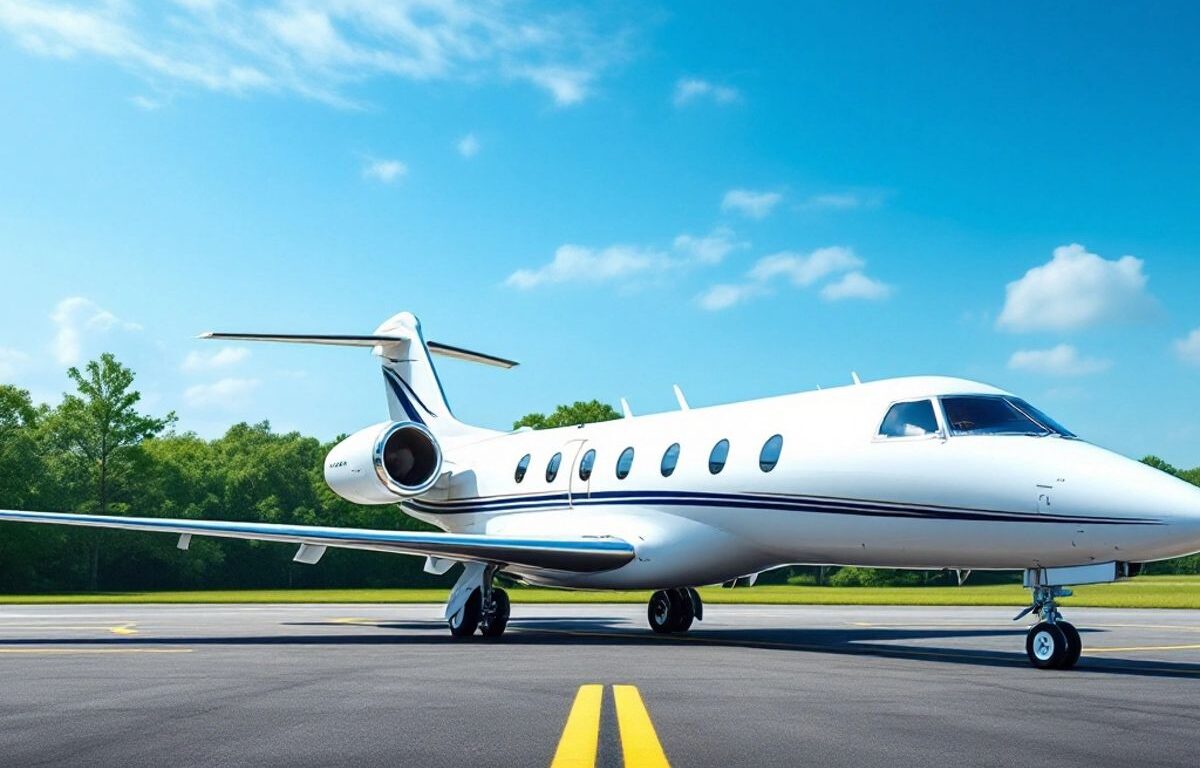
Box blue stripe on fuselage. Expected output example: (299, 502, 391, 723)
(401, 489, 1161, 526)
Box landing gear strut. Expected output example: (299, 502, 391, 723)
(647, 588, 702, 634)
(445, 563, 510, 640)
(1015, 582, 1082, 670)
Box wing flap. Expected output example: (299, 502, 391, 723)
(0, 510, 634, 573)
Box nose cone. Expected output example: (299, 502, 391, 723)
(1116, 455, 1200, 558)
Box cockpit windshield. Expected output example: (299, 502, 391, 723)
(940, 395, 1074, 438)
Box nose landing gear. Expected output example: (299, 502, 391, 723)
(1015, 583, 1082, 670)
(647, 588, 702, 634)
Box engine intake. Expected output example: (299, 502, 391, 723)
(325, 421, 443, 504)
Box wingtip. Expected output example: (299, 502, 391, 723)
(196, 332, 214, 340)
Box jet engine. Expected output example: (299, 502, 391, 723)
(324, 421, 442, 504)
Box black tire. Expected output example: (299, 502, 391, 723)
(647, 590, 674, 633)
(1025, 622, 1067, 669)
(668, 589, 695, 633)
(684, 587, 703, 622)
(1058, 621, 1082, 669)
(448, 588, 481, 638)
(481, 588, 511, 639)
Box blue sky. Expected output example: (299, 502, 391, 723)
(1, 1, 1198, 464)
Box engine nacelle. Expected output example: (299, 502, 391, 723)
(324, 421, 442, 505)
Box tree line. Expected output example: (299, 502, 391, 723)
(0, 356, 1196, 593)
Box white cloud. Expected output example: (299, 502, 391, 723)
(181, 347, 250, 373)
(183, 377, 261, 409)
(1007, 344, 1112, 377)
(673, 77, 738, 107)
(998, 244, 1154, 332)
(363, 158, 406, 183)
(505, 244, 667, 289)
(0, 348, 30, 380)
(750, 247, 863, 286)
(700, 246, 890, 311)
(721, 189, 782, 220)
(672, 227, 747, 265)
(457, 132, 480, 158)
(518, 65, 592, 106)
(0, 1, 620, 107)
(129, 94, 162, 111)
(1174, 329, 1200, 367)
(820, 271, 892, 301)
(801, 193, 863, 210)
(697, 283, 763, 311)
(50, 297, 141, 366)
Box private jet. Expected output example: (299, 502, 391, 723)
(3, 311, 1199, 669)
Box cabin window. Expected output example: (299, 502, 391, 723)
(514, 454, 531, 483)
(759, 434, 783, 472)
(546, 452, 562, 482)
(878, 400, 939, 438)
(661, 443, 680, 477)
(616, 447, 635, 479)
(708, 439, 729, 474)
(941, 396, 1052, 437)
(579, 449, 596, 481)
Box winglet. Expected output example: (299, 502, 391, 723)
(620, 398, 634, 419)
(851, 371, 862, 385)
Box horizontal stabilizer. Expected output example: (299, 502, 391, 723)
(198, 332, 518, 368)
(0, 509, 631, 573)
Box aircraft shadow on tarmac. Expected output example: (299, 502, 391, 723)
(5, 615, 1200, 679)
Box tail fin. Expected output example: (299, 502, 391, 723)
(200, 311, 514, 440)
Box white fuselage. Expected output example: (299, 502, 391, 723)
(401, 376, 1200, 590)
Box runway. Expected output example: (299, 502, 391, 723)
(1, 603, 1198, 767)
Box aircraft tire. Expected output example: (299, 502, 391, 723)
(648, 590, 680, 633)
(1057, 621, 1082, 669)
(449, 588, 482, 638)
(668, 589, 694, 633)
(481, 588, 511, 639)
(1025, 622, 1068, 669)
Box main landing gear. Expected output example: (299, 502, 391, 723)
(1015, 582, 1082, 670)
(647, 588, 703, 634)
(446, 563, 511, 640)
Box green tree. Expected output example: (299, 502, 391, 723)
(44, 354, 175, 590)
(513, 399, 621, 430)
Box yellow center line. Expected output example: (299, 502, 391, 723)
(613, 685, 671, 768)
(109, 623, 138, 636)
(550, 684, 602, 768)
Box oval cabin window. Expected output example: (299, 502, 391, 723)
(579, 449, 596, 481)
(759, 435, 783, 472)
(546, 452, 562, 482)
(616, 447, 635, 479)
(660, 443, 680, 477)
(514, 454, 531, 483)
(708, 439, 729, 474)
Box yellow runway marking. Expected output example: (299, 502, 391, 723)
(550, 684, 602, 768)
(0, 648, 191, 654)
(109, 623, 138, 636)
(613, 685, 671, 768)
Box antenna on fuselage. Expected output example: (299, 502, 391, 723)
(851, 371, 862, 385)
(620, 398, 634, 419)
(672, 384, 690, 411)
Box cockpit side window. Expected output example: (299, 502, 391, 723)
(941, 396, 1050, 437)
(1007, 398, 1075, 438)
(878, 400, 940, 438)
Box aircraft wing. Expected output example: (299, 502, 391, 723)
(0, 510, 634, 573)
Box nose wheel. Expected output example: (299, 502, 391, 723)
(1017, 583, 1082, 669)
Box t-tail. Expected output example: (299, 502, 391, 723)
(199, 311, 515, 441)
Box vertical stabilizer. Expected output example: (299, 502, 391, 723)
(373, 312, 489, 440)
